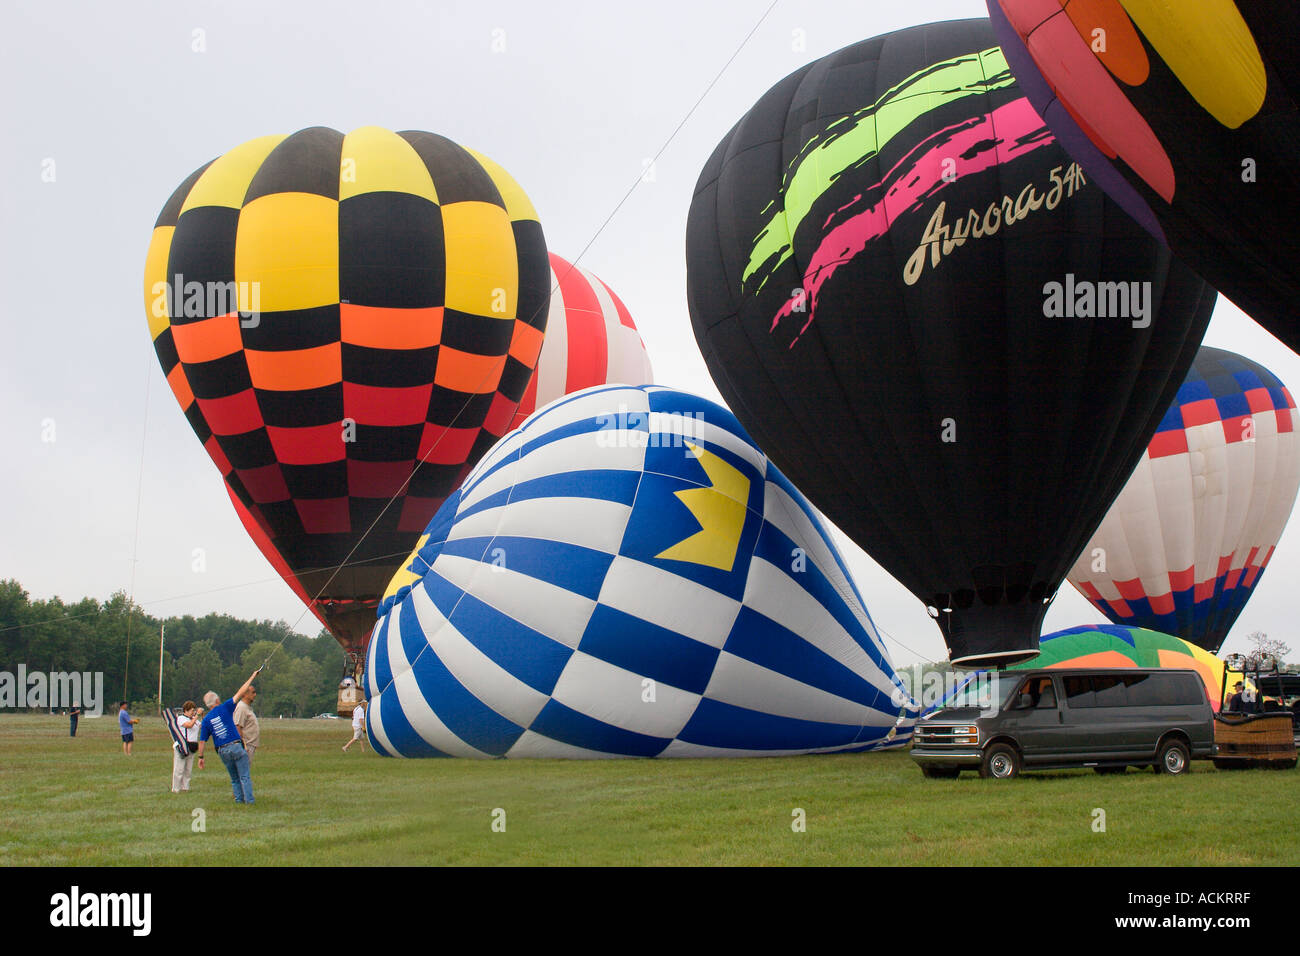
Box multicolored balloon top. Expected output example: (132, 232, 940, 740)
(365, 385, 917, 758)
(144, 126, 550, 649)
(988, 0, 1300, 353)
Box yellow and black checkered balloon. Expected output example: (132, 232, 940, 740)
(143, 126, 550, 650)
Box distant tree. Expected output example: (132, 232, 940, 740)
(0, 579, 29, 644)
(172, 640, 223, 704)
(307, 631, 346, 674)
(1243, 631, 1290, 670)
(160, 615, 201, 662)
(285, 656, 326, 716)
(0, 580, 341, 716)
(234, 640, 281, 711)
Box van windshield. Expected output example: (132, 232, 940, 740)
(933, 672, 1021, 711)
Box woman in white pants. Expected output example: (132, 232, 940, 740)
(172, 701, 201, 792)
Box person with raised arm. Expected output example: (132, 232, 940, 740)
(196, 669, 261, 804)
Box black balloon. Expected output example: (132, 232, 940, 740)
(686, 18, 1217, 667)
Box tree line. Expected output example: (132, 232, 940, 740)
(0, 579, 345, 717)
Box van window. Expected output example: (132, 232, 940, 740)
(1093, 674, 1128, 707)
(1067, 672, 1206, 707)
(1020, 676, 1057, 709)
(1138, 673, 1205, 706)
(1063, 676, 1096, 708)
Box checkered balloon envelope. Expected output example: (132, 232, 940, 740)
(364, 384, 919, 758)
(144, 126, 550, 652)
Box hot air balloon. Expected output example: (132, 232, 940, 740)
(506, 253, 653, 433)
(1009, 624, 1243, 713)
(1068, 348, 1300, 652)
(364, 385, 918, 758)
(143, 126, 550, 668)
(988, 0, 1300, 353)
(685, 18, 1216, 669)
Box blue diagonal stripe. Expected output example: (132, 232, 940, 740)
(528, 698, 670, 757)
(457, 469, 641, 523)
(579, 604, 720, 694)
(751, 520, 893, 675)
(442, 589, 574, 695)
(375, 686, 451, 758)
(367, 612, 394, 697)
(678, 697, 877, 751)
(723, 605, 894, 713)
(404, 640, 524, 756)
(435, 537, 615, 602)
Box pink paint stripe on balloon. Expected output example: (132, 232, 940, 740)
(772, 97, 1054, 343)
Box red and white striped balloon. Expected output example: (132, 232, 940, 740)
(508, 253, 653, 431)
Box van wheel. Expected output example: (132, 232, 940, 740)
(980, 744, 1020, 779)
(921, 766, 960, 779)
(1155, 739, 1190, 775)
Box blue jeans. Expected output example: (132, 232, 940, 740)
(217, 741, 254, 803)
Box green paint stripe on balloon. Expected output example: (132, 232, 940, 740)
(1018, 631, 1128, 668)
(1129, 629, 1198, 667)
(1013, 629, 1132, 668)
(1013, 627, 1195, 670)
(744, 47, 1015, 292)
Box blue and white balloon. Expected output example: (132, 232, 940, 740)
(364, 385, 917, 757)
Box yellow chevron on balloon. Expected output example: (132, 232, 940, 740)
(1120, 0, 1266, 129)
(382, 532, 432, 603)
(655, 443, 750, 571)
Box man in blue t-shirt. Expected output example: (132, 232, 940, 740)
(118, 702, 139, 755)
(197, 668, 261, 804)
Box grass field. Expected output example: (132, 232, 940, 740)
(2, 713, 1295, 866)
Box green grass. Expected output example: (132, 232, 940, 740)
(2, 714, 1295, 865)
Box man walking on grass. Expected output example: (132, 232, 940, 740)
(343, 700, 366, 753)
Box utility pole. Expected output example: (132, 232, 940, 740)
(157, 624, 166, 714)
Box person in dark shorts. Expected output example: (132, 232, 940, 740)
(118, 702, 140, 755)
(69, 702, 82, 737)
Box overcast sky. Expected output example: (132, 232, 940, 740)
(3, 0, 1296, 668)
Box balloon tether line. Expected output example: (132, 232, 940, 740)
(263, 0, 783, 673)
(122, 357, 154, 700)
